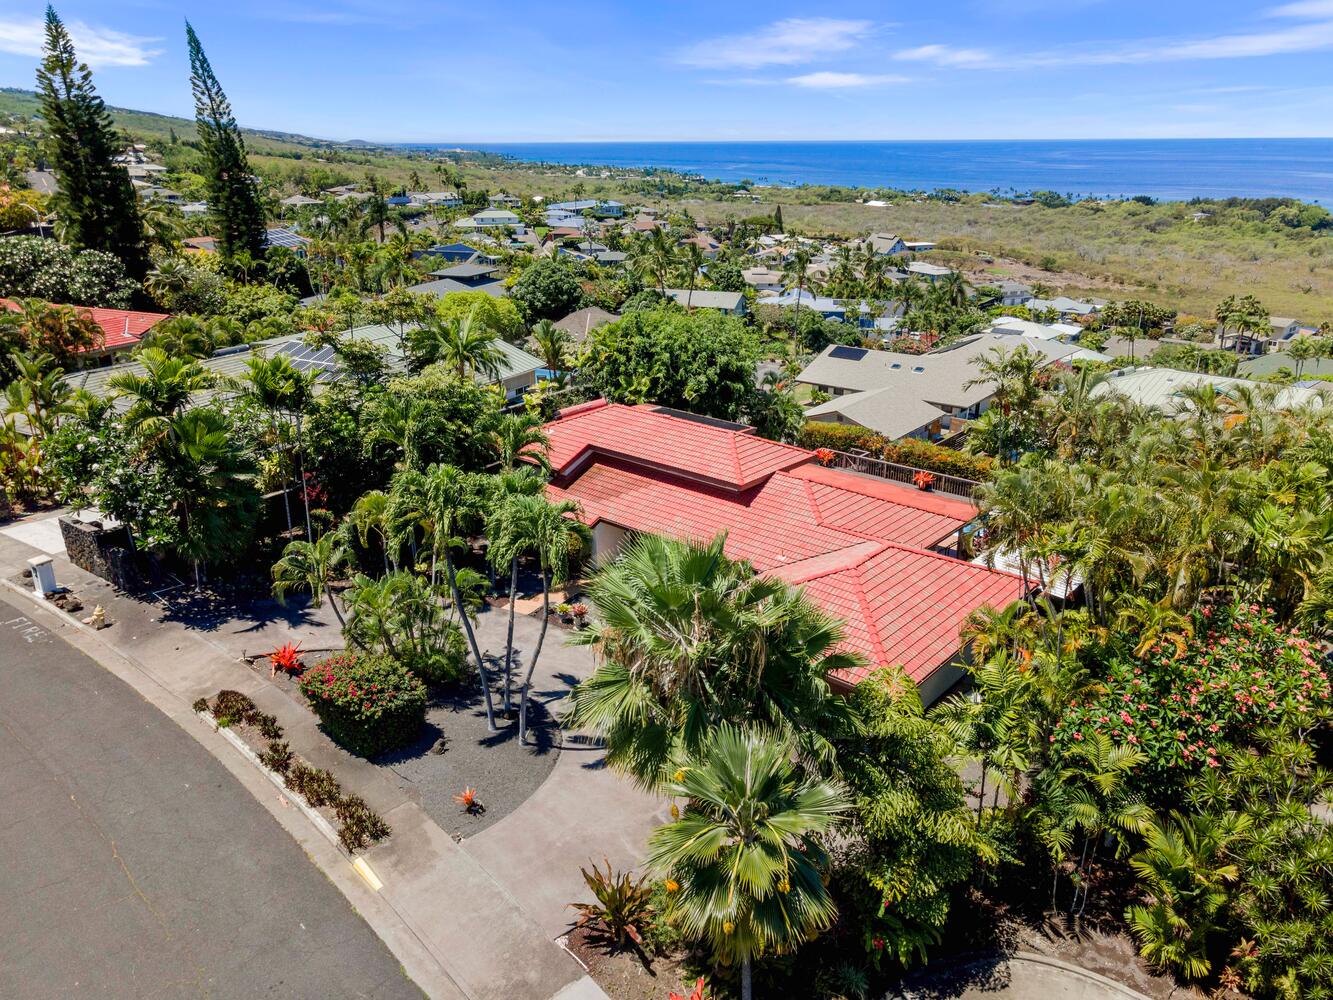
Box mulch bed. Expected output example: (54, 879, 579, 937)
(565, 926, 699, 1000)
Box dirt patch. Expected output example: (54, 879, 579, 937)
(566, 926, 700, 1000)
(959, 254, 1142, 296)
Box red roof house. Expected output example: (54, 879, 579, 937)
(542, 400, 1026, 701)
(1, 299, 169, 360)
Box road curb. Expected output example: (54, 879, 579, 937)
(0, 578, 470, 1000)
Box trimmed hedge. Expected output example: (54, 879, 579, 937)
(797, 422, 994, 481)
(299, 653, 427, 758)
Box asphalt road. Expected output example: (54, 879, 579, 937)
(0, 594, 423, 1000)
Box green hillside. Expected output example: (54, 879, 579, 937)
(0, 87, 362, 155)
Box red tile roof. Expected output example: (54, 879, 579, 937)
(545, 400, 811, 491)
(0, 299, 168, 352)
(544, 403, 1026, 687)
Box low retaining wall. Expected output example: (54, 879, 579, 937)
(59, 517, 143, 591)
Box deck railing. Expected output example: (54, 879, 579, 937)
(825, 449, 983, 501)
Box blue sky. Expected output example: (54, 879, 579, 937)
(2, 0, 1333, 141)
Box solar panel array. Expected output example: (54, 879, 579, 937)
(829, 345, 869, 361)
(263, 228, 312, 250)
(274, 340, 343, 382)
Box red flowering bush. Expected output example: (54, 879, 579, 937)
(299, 652, 427, 757)
(1055, 603, 1330, 774)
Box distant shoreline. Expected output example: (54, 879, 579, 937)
(388, 137, 1333, 204)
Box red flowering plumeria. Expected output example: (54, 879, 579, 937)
(1054, 603, 1330, 774)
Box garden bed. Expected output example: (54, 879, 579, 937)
(373, 671, 560, 839)
(193, 689, 391, 854)
(565, 925, 699, 1000)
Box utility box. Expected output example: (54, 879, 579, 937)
(28, 555, 56, 597)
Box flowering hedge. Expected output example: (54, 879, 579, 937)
(1055, 604, 1330, 773)
(299, 653, 427, 757)
(796, 422, 993, 481)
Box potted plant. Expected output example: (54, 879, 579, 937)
(569, 602, 588, 628)
(556, 601, 573, 624)
(813, 447, 835, 466)
(913, 470, 937, 491)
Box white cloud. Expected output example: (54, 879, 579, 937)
(0, 16, 160, 67)
(785, 71, 909, 88)
(1269, 0, 1333, 16)
(898, 7, 1333, 71)
(676, 17, 872, 69)
(895, 43, 994, 67)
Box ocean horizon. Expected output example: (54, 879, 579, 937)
(395, 138, 1333, 204)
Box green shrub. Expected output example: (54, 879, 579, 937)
(301, 768, 342, 808)
(212, 689, 258, 726)
(334, 794, 392, 851)
(299, 653, 427, 757)
(404, 627, 469, 687)
(255, 712, 283, 741)
(796, 422, 994, 481)
(259, 740, 293, 775)
(192, 697, 209, 714)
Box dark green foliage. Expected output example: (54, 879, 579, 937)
(258, 739, 293, 774)
(212, 689, 258, 726)
(186, 23, 266, 260)
(361, 367, 501, 473)
(300, 767, 341, 807)
(835, 670, 984, 968)
(35, 7, 148, 280)
(569, 860, 654, 949)
(576, 308, 763, 423)
(796, 422, 994, 481)
(255, 712, 283, 741)
(191, 697, 209, 714)
(335, 794, 391, 851)
(510, 257, 585, 322)
(706, 260, 745, 292)
(0, 236, 135, 307)
(299, 653, 427, 757)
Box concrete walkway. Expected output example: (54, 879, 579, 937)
(0, 511, 633, 1000)
(465, 607, 668, 939)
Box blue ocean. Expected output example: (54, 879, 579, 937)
(412, 139, 1333, 203)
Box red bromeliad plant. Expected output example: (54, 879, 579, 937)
(454, 786, 484, 814)
(1055, 603, 1330, 774)
(913, 470, 937, 491)
(813, 447, 836, 466)
(668, 979, 712, 1000)
(268, 641, 303, 678)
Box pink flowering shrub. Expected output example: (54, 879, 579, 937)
(1055, 603, 1329, 774)
(299, 652, 427, 757)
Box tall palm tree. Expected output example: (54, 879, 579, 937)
(420, 463, 499, 730)
(630, 227, 676, 298)
(566, 534, 858, 788)
(272, 530, 353, 631)
(682, 242, 706, 311)
(500, 494, 591, 744)
(781, 245, 815, 350)
(489, 411, 550, 471)
(529, 318, 569, 375)
(409, 311, 504, 380)
(933, 653, 1034, 824)
(107, 347, 213, 445)
(348, 489, 394, 574)
(484, 469, 548, 715)
(233, 353, 303, 534)
(647, 725, 849, 1000)
(1288, 334, 1318, 379)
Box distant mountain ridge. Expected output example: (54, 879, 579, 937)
(0, 86, 369, 154)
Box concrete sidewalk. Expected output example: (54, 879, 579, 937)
(464, 607, 669, 939)
(0, 513, 609, 1000)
